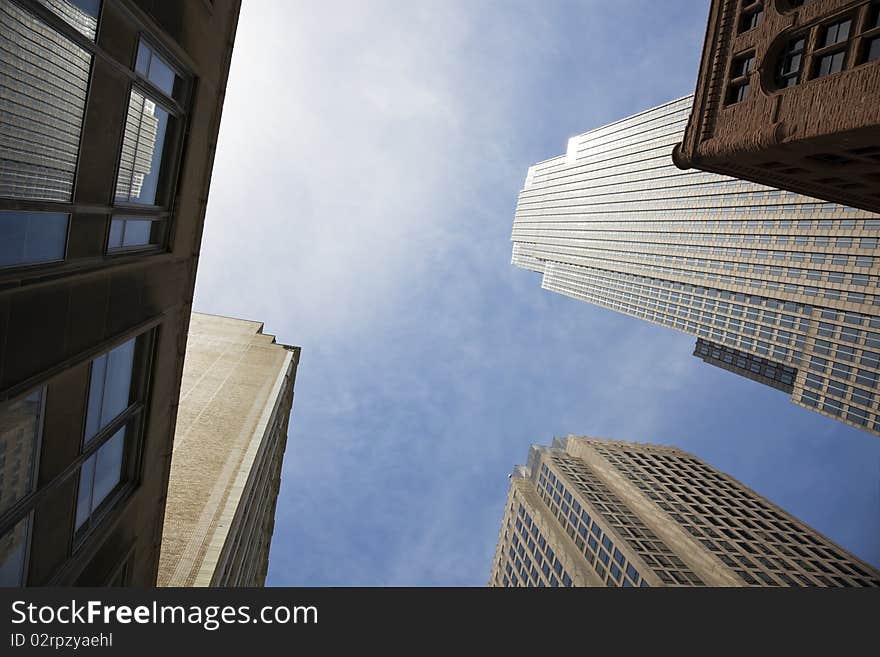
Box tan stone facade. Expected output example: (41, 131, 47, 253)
(675, 0, 880, 213)
(489, 436, 880, 587)
(158, 313, 299, 587)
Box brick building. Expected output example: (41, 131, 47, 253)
(674, 0, 880, 213)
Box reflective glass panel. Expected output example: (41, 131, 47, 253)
(0, 1, 91, 200)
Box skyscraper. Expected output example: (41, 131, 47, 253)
(489, 436, 880, 587)
(511, 95, 880, 435)
(158, 314, 300, 587)
(674, 0, 880, 214)
(0, 0, 241, 585)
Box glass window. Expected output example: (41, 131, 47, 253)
(0, 2, 91, 201)
(739, 6, 763, 33)
(0, 212, 68, 267)
(820, 19, 851, 48)
(75, 426, 126, 531)
(815, 51, 847, 77)
(866, 37, 880, 63)
(0, 388, 44, 515)
(35, 0, 101, 40)
(134, 39, 182, 100)
(114, 90, 172, 206)
(84, 338, 136, 441)
(0, 516, 29, 586)
(776, 37, 805, 87)
(107, 217, 162, 250)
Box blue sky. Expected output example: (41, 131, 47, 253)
(192, 0, 880, 585)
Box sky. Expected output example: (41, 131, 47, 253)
(192, 0, 880, 585)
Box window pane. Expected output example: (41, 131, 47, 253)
(868, 37, 880, 63)
(135, 39, 151, 76)
(0, 389, 43, 515)
(35, 0, 101, 40)
(84, 337, 135, 441)
(101, 339, 135, 426)
(107, 219, 124, 249)
(0, 516, 29, 585)
(84, 353, 107, 441)
(74, 454, 95, 530)
(0, 212, 68, 267)
(135, 39, 181, 99)
(92, 427, 125, 511)
(0, 1, 91, 201)
(114, 90, 171, 205)
(121, 219, 152, 247)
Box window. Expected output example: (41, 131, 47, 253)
(35, 0, 101, 40)
(74, 330, 154, 539)
(107, 217, 164, 251)
(110, 36, 188, 258)
(727, 52, 755, 104)
(0, 517, 30, 586)
(811, 19, 852, 78)
(0, 388, 44, 516)
(776, 37, 806, 87)
(75, 426, 126, 531)
(0, 212, 69, 267)
(739, 3, 764, 33)
(84, 338, 137, 440)
(0, 2, 91, 201)
(0, 387, 45, 585)
(135, 40, 184, 101)
(114, 90, 172, 205)
(859, 3, 880, 63)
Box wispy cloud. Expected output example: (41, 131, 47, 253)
(193, 0, 880, 585)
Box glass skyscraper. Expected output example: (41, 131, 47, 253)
(489, 436, 880, 587)
(511, 96, 880, 435)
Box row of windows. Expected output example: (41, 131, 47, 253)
(526, 227, 880, 250)
(0, 0, 188, 269)
(547, 262, 880, 372)
(594, 445, 880, 586)
(774, 5, 879, 90)
(502, 503, 572, 588)
(543, 264, 880, 424)
(530, 242, 880, 307)
(728, 2, 879, 104)
(696, 340, 797, 389)
(549, 456, 703, 586)
(0, 329, 154, 585)
(537, 463, 646, 587)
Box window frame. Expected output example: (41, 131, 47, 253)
(0, 1, 195, 284)
(738, 1, 764, 34)
(810, 16, 856, 79)
(71, 329, 156, 547)
(0, 386, 47, 586)
(106, 34, 192, 256)
(726, 50, 756, 105)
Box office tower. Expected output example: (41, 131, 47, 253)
(489, 436, 880, 587)
(158, 314, 300, 587)
(0, 0, 241, 585)
(511, 95, 880, 435)
(674, 0, 880, 214)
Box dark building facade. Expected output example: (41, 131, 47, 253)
(0, 0, 241, 585)
(674, 0, 880, 214)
